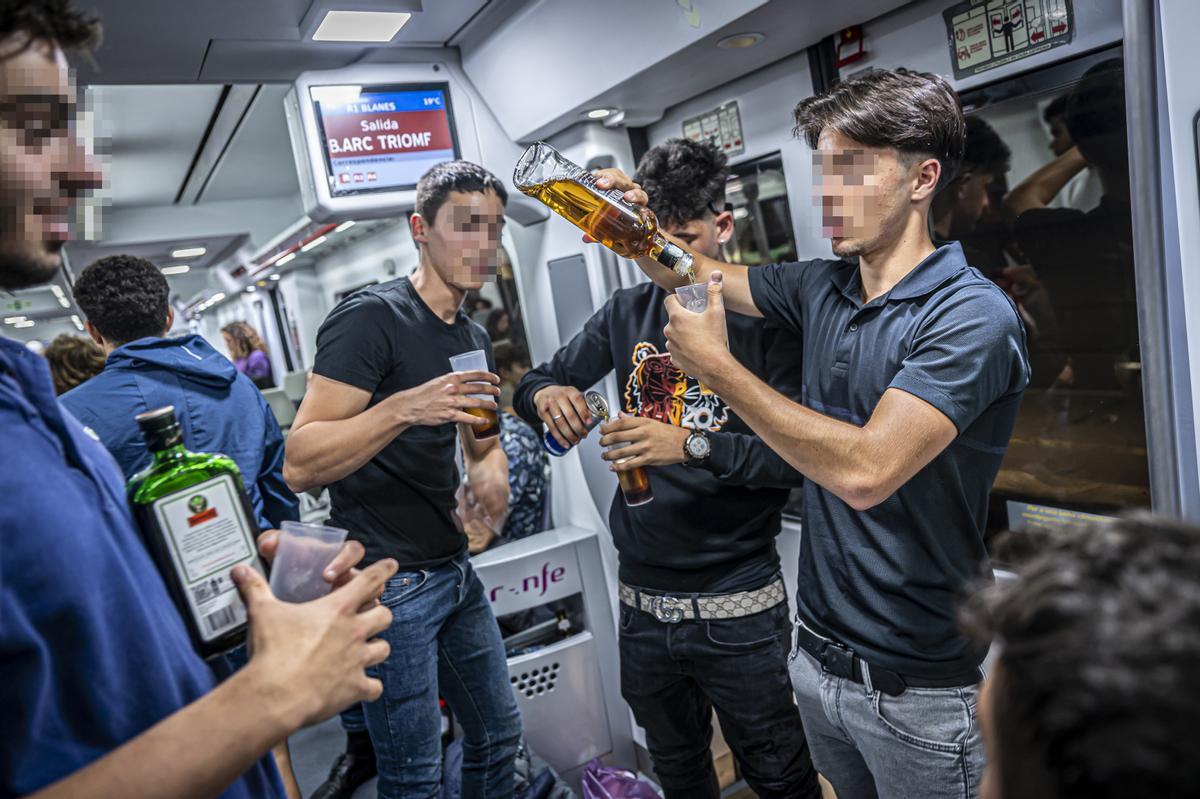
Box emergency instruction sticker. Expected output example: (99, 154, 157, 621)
(153, 474, 259, 642)
(943, 0, 1074, 79)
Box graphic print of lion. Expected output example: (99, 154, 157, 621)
(624, 341, 728, 432)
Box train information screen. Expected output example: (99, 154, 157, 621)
(309, 83, 459, 196)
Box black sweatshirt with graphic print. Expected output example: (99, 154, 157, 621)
(514, 281, 805, 594)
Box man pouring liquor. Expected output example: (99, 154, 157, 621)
(514, 138, 820, 799)
(586, 69, 1030, 799)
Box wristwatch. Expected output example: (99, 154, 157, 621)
(683, 429, 711, 468)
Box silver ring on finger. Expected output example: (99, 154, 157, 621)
(552, 414, 564, 420)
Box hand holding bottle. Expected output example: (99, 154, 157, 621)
(533, 384, 594, 449)
(591, 168, 648, 207)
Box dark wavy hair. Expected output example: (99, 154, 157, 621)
(414, 160, 507, 226)
(962, 515, 1200, 799)
(793, 67, 966, 188)
(0, 0, 101, 53)
(44, 333, 104, 394)
(73, 254, 169, 345)
(634, 138, 729, 227)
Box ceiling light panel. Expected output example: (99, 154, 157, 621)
(313, 11, 411, 42)
(172, 246, 206, 259)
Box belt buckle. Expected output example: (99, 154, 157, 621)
(650, 595, 687, 623)
(819, 640, 854, 677)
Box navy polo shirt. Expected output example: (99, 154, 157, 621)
(747, 242, 1029, 679)
(0, 337, 284, 798)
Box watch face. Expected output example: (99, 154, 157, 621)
(688, 433, 711, 459)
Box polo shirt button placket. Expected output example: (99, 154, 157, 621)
(849, 323, 859, 332)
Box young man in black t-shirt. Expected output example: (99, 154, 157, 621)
(286, 161, 519, 799)
(514, 139, 820, 799)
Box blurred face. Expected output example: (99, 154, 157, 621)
(1047, 116, 1072, 156)
(0, 36, 102, 291)
(813, 129, 935, 259)
(411, 189, 505, 291)
(662, 210, 734, 262)
(946, 170, 995, 236)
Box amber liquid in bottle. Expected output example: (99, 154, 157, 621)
(515, 143, 695, 283)
(616, 466, 654, 507)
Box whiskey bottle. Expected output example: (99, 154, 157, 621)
(514, 141, 696, 282)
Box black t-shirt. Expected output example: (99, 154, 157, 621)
(313, 277, 493, 568)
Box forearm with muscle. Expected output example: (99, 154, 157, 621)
(1004, 146, 1087, 215)
(29, 666, 299, 799)
(465, 435, 508, 489)
(284, 398, 407, 492)
(705, 360, 926, 511)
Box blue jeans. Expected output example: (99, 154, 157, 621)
(365, 553, 522, 799)
(789, 642, 984, 799)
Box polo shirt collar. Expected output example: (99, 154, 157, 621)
(829, 241, 969, 305)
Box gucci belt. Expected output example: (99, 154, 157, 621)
(618, 578, 786, 623)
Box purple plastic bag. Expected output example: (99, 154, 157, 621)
(581, 759, 661, 799)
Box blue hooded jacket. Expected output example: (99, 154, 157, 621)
(61, 334, 298, 531)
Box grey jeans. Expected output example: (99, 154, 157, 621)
(788, 641, 985, 799)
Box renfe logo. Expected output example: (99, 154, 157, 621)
(488, 561, 567, 603)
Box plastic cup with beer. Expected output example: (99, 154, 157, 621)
(450, 349, 500, 439)
(268, 521, 349, 603)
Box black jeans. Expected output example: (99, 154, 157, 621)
(619, 600, 821, 799)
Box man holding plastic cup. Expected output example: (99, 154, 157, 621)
(285, 161, 517, 799)
(514, 139, 819, 799)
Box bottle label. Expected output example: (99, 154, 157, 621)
(151, 474, 259, 643)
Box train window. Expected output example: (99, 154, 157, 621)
(953, 49, 1149, 550)
(722, 153, 799, 266)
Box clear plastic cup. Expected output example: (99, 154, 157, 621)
(268, 521, 349, 603)
(450, 349, 499, 439)
(675, 283, 708, 313)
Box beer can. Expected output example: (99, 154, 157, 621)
(542, 391, 611, 456)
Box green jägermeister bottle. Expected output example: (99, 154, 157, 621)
(127, 405, 265, 659)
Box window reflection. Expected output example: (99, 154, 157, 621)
(957, 53, 1149, 543)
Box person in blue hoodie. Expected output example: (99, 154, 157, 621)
(61, 254, 299, 532)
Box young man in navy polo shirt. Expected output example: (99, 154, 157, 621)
(0, 3, 397, 796)
(593, 68, 1030, 799)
